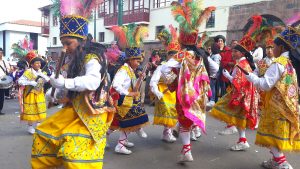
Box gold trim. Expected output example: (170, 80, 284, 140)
(60, 33, 86, 39)
(61, 15, 89, 23)
(278, 36, 294, 49)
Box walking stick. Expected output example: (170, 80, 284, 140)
(47, 49, 66, 108)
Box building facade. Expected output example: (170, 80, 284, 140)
(0, 20, 48, 61)
(40, 0, 299, 60)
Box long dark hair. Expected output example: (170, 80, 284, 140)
(182, 44, 210, 76)
(67, 35, 107, 99)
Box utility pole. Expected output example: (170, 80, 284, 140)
(94, 6, 97, 40)
(118, 0, 123, 26)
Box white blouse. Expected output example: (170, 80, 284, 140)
(18, 68, 50, 85)
(247, 52, 288, 91)
(64, 59, 101, 92)
(112, 63, 135, 95)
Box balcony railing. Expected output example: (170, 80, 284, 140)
(104, 8, 150, 26)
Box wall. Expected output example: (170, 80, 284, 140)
(226, 0, 300, 42)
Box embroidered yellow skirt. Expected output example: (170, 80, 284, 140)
(31, 106, 108, 169)
(255, 105, 300, 152)
(210, 93, 251, 129)
(21, 92, 46, 122)
(153, 83, 177, 128)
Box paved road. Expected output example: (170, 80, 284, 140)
(0, 99, 299, 169)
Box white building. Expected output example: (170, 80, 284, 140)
(40, 0, 282, 57)
(0, 20, 48, 61)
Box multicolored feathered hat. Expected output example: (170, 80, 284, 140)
(234, 15, 263, 53)
(197, 31, 211, 48)
(157, 25, 181, 52)
(171, 0, 215, 46)
(111, 23, 148, 60)
(11, 35, 34, 58)
(255, 26, 284, 48)
(275, 26, 300, 50)
(53, 0, 102, 39)
(105, 43, 122, 64)
(25, 51, 42, 65)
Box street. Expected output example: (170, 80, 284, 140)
(0, 99, 299, 169)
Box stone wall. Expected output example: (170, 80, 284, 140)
(226, 0, 300, 42)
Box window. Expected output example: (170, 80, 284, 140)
(133, 0, 143, 10)
(53, 37, 57, 45)
(206, 11, 215, 28)
(99, 32, 105, 42)
(98, 2, 108, 17)
(153, 0, 171, 8)
(155, 25, 165, 39)
(53, 15, 58, 27)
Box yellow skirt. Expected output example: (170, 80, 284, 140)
(255, 106, 300, 152)
(153, 83, 177, 128)
(31, 106, 108, 169)
(210, 92, 251, 129)
(22, 92, 46, 122)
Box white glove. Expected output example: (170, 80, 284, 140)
(38, 72, 50, 81)
(245, 72, 259, 83)
(29, 81, 38, 87)
(222, 69, 233, 82)
(50, 74, 65, 89)
(155, 91, 164, 100)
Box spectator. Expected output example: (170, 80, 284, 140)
(207, 43, 221, 106)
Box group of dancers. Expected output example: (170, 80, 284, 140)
(3, 0, 299, 169)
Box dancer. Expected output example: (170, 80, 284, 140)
(246, 25, 300, 169)
(110, 24, 149, 155)
(210, 15, 262, 151)
(150, 25, 179, 143)
(161, 0, 215, 162)
(18, 52, 49, 134)
(31, 1, 114, 168)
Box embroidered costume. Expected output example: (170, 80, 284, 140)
(246, 25, 300, 169)
(18, 52, 49, 134)
(110, 23, 149, 155)
(31, 1, 114, 168)
(211, 15, 262, 151)
(160, 0, 215, 162)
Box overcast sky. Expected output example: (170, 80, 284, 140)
(0, 0, 52, 23)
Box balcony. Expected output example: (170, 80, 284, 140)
(104, 8, 150, 26)
(41, 26, 49, 37)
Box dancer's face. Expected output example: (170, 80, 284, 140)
(31, 61, 41, 71)
(129, 58, 141, 70)
(273, 43, 284, 58)
(266, 47, 274, 58)
(60, 37, 81, 55)
(232, 49, 244, 60)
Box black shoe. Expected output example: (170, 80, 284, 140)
(0, 112, 5, 115)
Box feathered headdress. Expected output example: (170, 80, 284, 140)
(110, 23, 148, 59)
(157, 25, 181, 52)
(171, 0, 215, 45)
(52, 0, 103, 39)
(105, 43, 122, 64)
(234, 15, 263, 53)
(11, 35, 34, 59)
(254, 26, 284, 48)
(197, 31, 211, 48)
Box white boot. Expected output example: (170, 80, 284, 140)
(194, 126, 202, 138)
(114, 143, 132, 155)
(278, 161, 293, 169)
(124, 140, 135, 148)
(230, 141, 250, 151)
(27, 125, 35, 134)
(162, 129, 176, 143)
(219, 126, 238, 135)
(179, 144, 193, 162)
(190, 130, 197, 141)
(136, 128, 147, 138)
